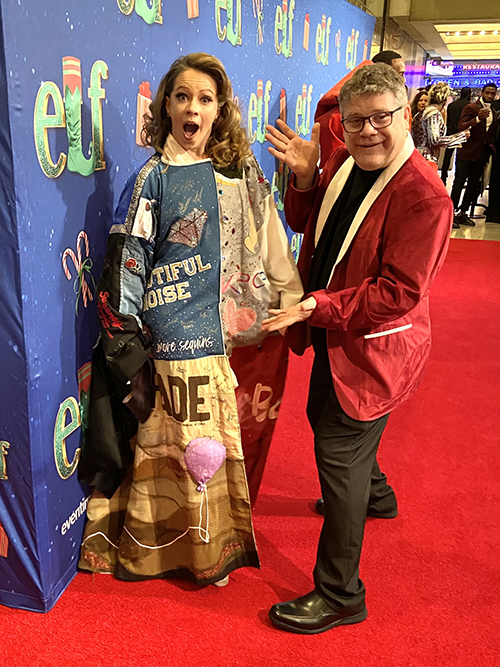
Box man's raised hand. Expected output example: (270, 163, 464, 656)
(265, 120, 320, 190)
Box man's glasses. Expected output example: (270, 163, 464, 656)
(341, 106, 403, 133)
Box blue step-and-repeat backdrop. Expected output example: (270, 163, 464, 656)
(0, 0, 374, 611)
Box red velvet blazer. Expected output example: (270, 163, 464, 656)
(285, 135, 453, 420)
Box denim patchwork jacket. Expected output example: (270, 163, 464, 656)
(96, 135, 303, 381)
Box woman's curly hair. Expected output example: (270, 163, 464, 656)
(142, 52, 251, 168)
(428, 81, 451, 106)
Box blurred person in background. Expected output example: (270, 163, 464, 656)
(410, 90, 429, 148)
(372, 50, 406, 80)
(485, 107, 500, 223)
(440, 87, 472, 186)
(450, 83, 498, 227)
(418, 82, 470, 230)
(418, 82, 469, 170)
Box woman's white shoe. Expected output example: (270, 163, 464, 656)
(213, 575, 229, 587)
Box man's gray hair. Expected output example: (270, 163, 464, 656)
(339, 63, 408, 112)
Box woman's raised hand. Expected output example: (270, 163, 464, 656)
(265, 120, 320, 190)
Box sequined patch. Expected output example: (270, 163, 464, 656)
(167, 208, 208, 248)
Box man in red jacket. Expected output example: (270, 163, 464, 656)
(263, 63, 453, 634)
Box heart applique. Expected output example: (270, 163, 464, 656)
(223, 298, 257, 336)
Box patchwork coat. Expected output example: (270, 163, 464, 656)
(79, 136, 302, 584)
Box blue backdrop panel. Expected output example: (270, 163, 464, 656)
(0, 0, 374, 611)
(0, 9, 43, 610)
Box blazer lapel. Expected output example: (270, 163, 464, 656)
(314, 157, 354, 246)
(327, 132, 416, 284)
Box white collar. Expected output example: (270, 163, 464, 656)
(315, 133, 415, 285)
(161, 134, 211, 165)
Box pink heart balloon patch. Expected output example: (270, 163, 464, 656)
(223, 298, 257, 336)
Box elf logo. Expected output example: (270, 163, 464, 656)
(216, 0, 242, 46)
(295, 84, 313, 137)
(346, 29, 360, 71)
(248, 79, 272, 144)
(316, 15, 332, 66)
(33, 57, 108, 178)
(116, 0, 163, 25)
(275, 0, 295, 58)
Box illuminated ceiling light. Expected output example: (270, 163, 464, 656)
(468, 31, 473, 36)
(480, 30, 486, 35)
(494, 30, 499, 35)
(455, 31, 460, 36)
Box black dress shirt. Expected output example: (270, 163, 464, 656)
(308, 164, 383, 352)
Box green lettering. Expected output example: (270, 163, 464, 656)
(248, 94, 258, 144)
(65, 85, 95, 176)
(226, 0, 242, 46)
(88, 60, 109, 171)
(295, 92, 303, 135)
(135, 0, 163, 25)
(117, 0, 135, 15)
(33, 81, 67, 179)
(264, 80, 272, 129)
(282, 0, 294, 58)
(54, 397, 81, 480)
(316, 23, 323, 64)
(215, 0, 227, 41)
(274, 6, 283, 55)
(305, 85, 313, 135)
(0, 441, 10, 480)
(324, 18, 332, 65)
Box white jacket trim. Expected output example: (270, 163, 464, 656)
(364, 323, 412, 339)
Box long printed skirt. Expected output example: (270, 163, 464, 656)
(79, 356, 259, 584)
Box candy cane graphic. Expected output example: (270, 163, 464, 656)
(280, 88, 287, 122)
(0, 520, 8, 558)
(187, 0, 199, 19)
(62, 231, 94, 312)
(253, 0, 264, 45)
(303, 13, 310, 50)
(335, 29, 341, 62)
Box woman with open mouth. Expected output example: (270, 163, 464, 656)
(78, 53, 302, 588)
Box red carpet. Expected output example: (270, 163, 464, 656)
(1, 239, 499, 667)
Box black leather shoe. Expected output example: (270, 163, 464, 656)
(315, 497, 397, 519)
(314, 497, 325, 515)
(269, 590, 367, 634)
(456, 212, 475, 227)
(452, 219, 460, 229)
(486, 217, 500, 223)
(367, 507, 398, 519)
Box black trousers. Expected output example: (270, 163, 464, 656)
(487, 152, 500, 222)
(440, 147, 455, 184)
(450, 147, 490, 213)
(306, 345, 395, 610)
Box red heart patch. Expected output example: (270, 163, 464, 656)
(223, 298, 257, 336)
